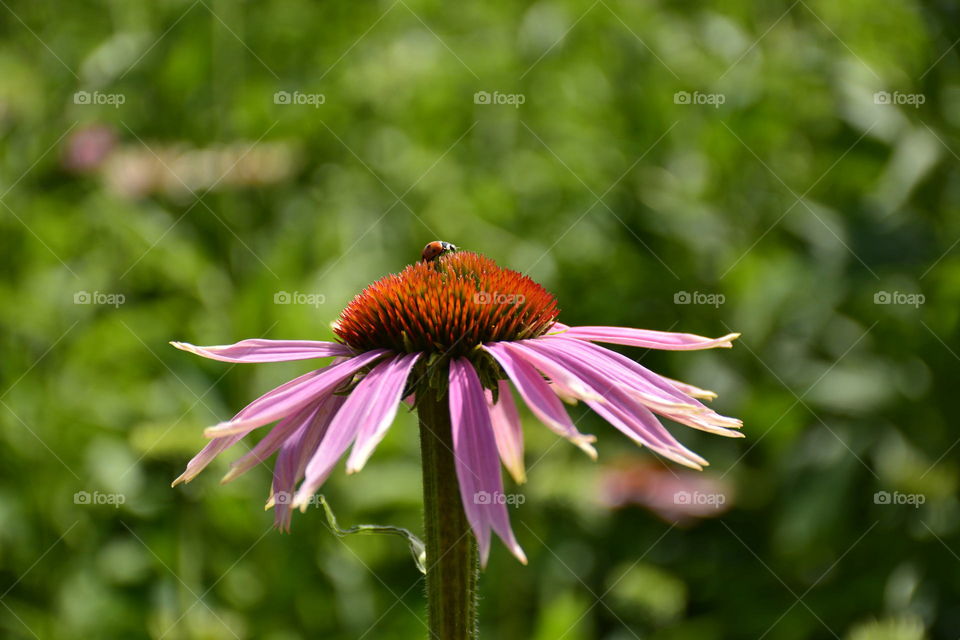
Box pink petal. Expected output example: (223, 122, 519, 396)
(484, 343, 597, 458)
(512, 339, 691, 416)
(486, 380, 526, 484)
(449, 358, 527, 566)
(223, 397, 325, 484)
(270, 395, 347, 530)
(661, 376, 718, 400)
(535, 337, 742, 434)
(345, 352, 421, 473)
(172, 366, 335, 486)
(293, 353, 411, 508)
(171, 338, 354, 363)
(171, 435, 244, 487)
(203, 349, 389, 437)
(560, 326, 740, 350)
(507, 344, 709, 469)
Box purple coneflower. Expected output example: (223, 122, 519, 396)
(172, 250, 741, 569)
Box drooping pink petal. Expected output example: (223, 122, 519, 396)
(534, 337, 742, 435)
(560, 326, 740, 350)
(486, 380, 526, 484)
(499, 341, 608, 406)
(172, 366, 336, 486)
(293, 353, 411, 509)
(552, 337, 710, 405)
(171, 435, 244, 487)
(484, 343, 597, 458)
(345, 352, 421, 473)
(270, 395, 347, 530)
(203, 349, 389, 437)
(512, 339, 695, 417)
(506, 343, 709, 469)
(661, 376, 718, 400)
(171, 338, 354, 363)
(222, 397, 325, 484)
(547, 378, 580, 405)
(449, 358, 527, 566)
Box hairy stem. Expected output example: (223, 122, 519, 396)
(419, 389, 479, 640)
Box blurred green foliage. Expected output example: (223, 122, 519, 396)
(1, 0, 959, 638)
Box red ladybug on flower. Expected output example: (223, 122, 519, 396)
(421, 240, 458, 262)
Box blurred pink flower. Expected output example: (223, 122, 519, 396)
(600, 459, 734, 524)
(62, 125, 116, 173)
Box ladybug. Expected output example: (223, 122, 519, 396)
(421, 240, 458, 262)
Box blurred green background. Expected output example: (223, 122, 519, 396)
(1, 0, 958, 638)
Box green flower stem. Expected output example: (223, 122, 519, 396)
(419, 389, 479, 640)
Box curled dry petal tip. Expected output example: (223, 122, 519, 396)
(170, 341, 202, 356)
(204, 423, 237, 438)
(674, 458, 703, 471)
(575, 437, 599, 460)
(675, 449, 708, 469)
